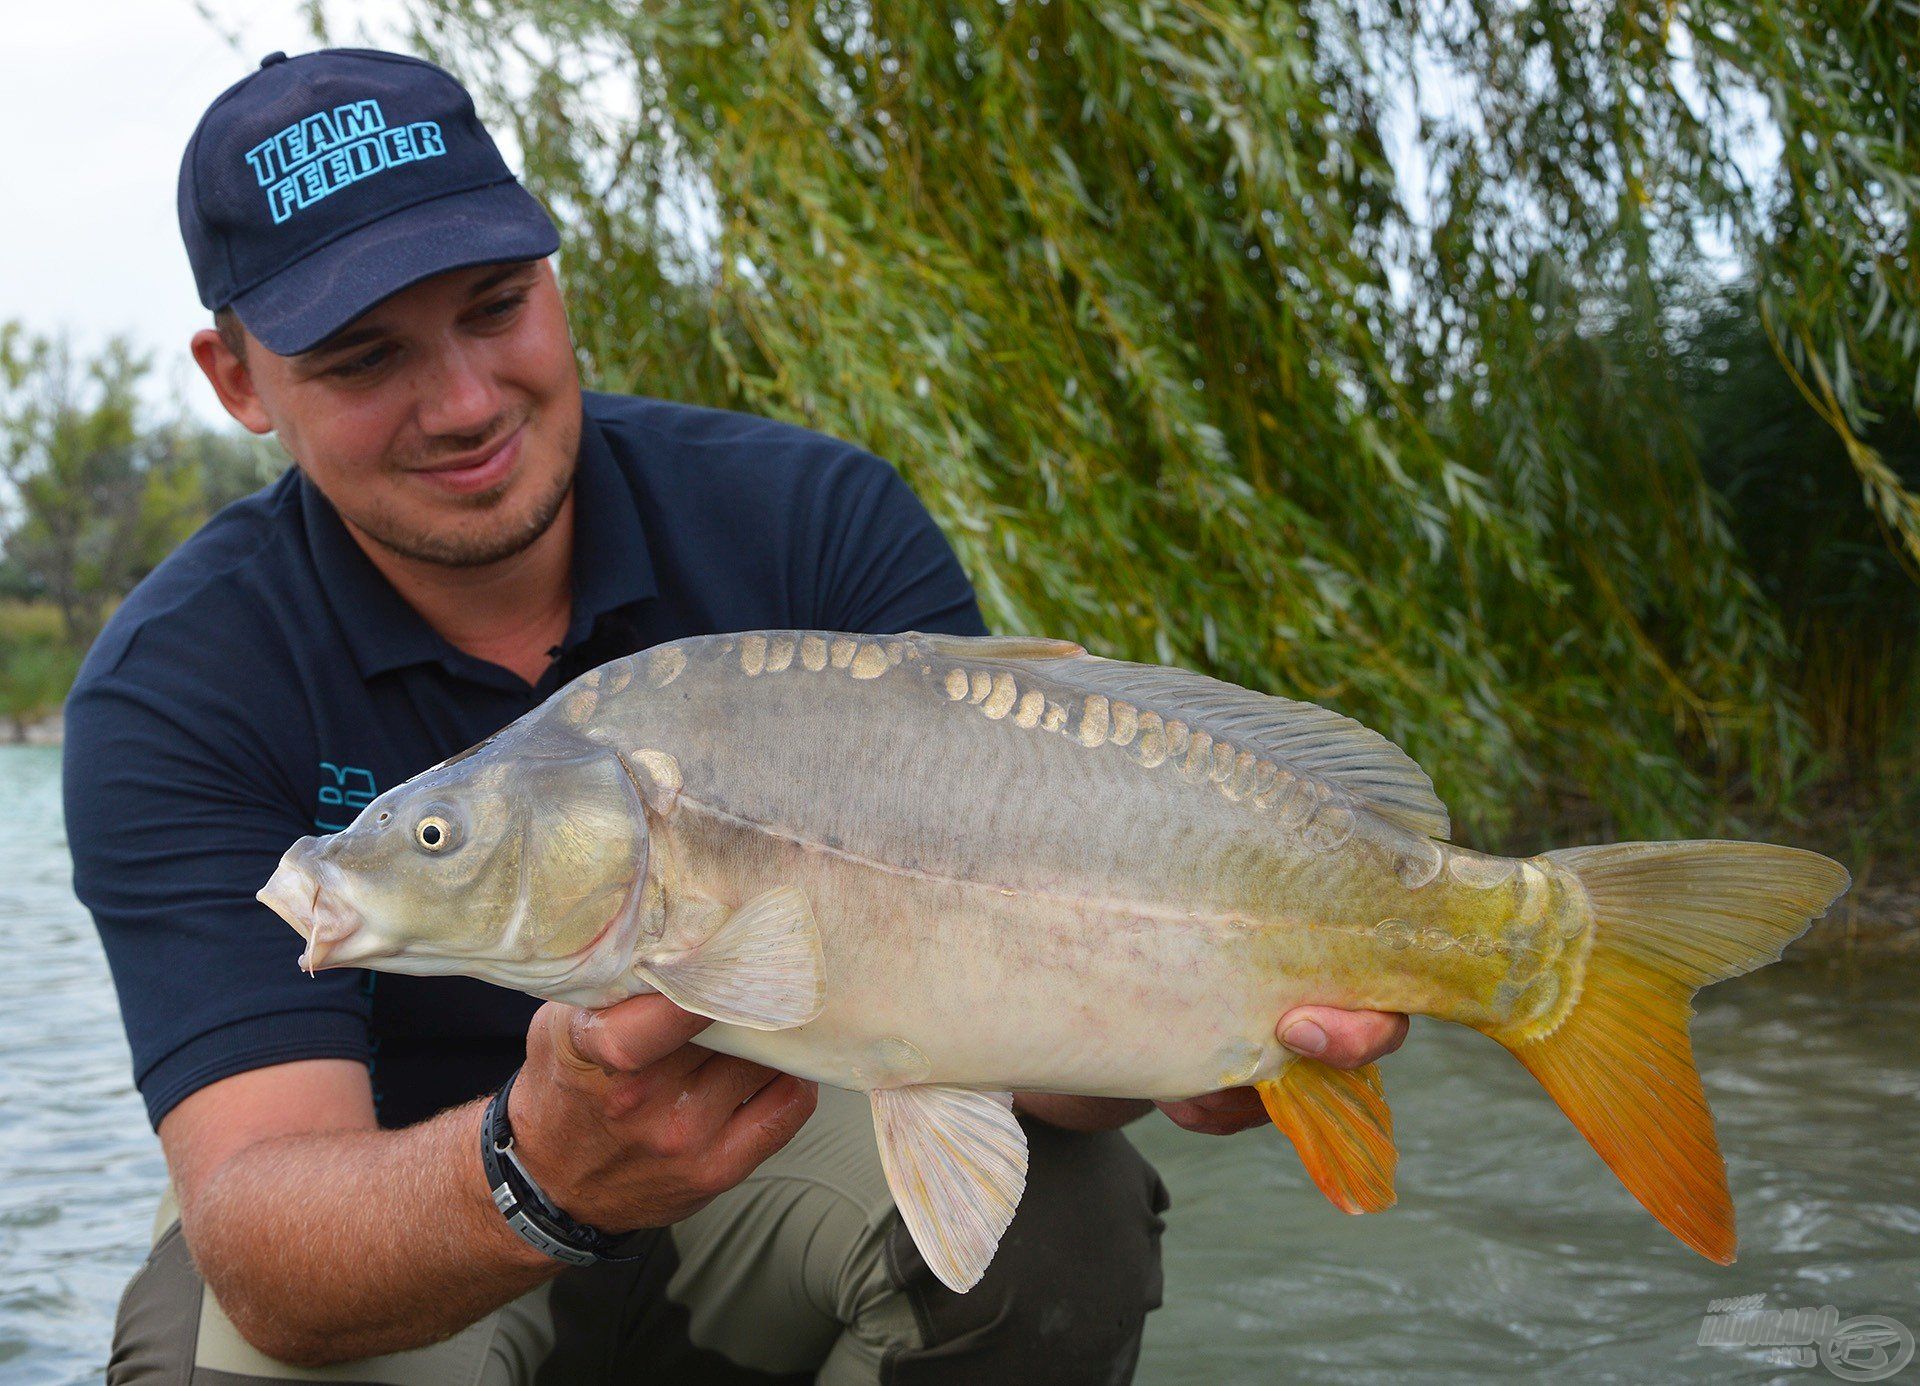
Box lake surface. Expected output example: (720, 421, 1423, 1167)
(1, 743, 1914, 1383)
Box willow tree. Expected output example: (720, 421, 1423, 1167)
(350, 0, 1918, 840)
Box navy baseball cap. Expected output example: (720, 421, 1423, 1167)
(179, 48, 559, 356)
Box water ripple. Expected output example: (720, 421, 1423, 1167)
(0, 749, 166, 1386)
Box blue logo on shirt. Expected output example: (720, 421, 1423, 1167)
(317, 762, 377, 831)
(245, 99, 447, 225)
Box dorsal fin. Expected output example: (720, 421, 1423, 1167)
(908, 632, 1449, 840)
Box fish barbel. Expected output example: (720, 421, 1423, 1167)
(257, 631, 1850, 1291)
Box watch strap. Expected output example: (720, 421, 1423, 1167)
(480, 1067, 646, 1266)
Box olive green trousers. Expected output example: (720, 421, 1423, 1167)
(108, 1086, 1168, 1384)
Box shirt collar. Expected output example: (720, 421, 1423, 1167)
(300, 405, 657, 683)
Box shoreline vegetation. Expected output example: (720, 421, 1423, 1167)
(7, 8, 1918, 954)
(3, 712, 59, 745)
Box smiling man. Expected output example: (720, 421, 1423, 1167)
(69, 48, 1407, 1384)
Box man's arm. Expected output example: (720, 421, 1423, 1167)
(162, 997, 814, 1367)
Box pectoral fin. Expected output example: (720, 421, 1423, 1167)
(636, 886, 826, 1031)
(1256, 1059, 1397, 1214)
(870, 1085, 1029, 1293)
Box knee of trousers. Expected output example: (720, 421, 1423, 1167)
(884, 1120, 1171, 1376)
(109, 1223, 203, 1385)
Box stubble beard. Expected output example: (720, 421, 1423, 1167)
(343, 409, 580, 569)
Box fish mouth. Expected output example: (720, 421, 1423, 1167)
(257, 842, 372, 973)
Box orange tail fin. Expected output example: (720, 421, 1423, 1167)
(1496, 841, 1849, 1263)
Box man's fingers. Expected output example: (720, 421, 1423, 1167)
(681, 1053, 786, 1125)
(1157, 1008, 1413, 1137)
(716, 1075, 818, 1172)
(1202, 1110, 1269, 1136)
(1184, 1088, 1256, 1115)
(542, 994, 712, 1076)
(1156, 1090, 1269, 1135)
(1278, 1006, 1409, 1069)
(535, 1002, 603, 1077)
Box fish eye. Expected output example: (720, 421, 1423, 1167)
(415, 814, 455, 852)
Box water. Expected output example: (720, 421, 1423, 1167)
(0, 748, 167, 1384)
(1, 743, 1914, 1383)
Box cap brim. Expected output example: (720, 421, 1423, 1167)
(228, 180, 561, 357)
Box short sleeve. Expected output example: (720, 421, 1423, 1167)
(804, 450, 989, 638)
(64, 648, 371, 1130)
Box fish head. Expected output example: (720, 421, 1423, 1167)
(257, 718, 650, 994)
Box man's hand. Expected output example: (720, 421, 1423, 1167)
(155, 998, 817, 1367)
(506, 994, 818, 1234)
(1154, 1007, 1409, 1136)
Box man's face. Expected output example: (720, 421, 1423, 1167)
(196, 259, 581, 568)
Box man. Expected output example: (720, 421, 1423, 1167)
(71, 48, 1407, 1383)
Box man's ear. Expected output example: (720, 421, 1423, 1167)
(190, 328, 274, 435)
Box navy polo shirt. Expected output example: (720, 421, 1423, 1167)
(66, 390, 987, 1131)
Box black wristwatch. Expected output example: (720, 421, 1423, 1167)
(480, 1068, 646, 1267)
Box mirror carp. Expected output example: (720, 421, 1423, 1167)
(259, 631, 1850, 1292)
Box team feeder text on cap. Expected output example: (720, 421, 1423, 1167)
(246, 99, 449, 224)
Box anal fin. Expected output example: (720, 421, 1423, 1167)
(870, 1085, 1029, 1293)
(636, 885, 826, 1031)
(1256, 1060, 1398, 1214)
